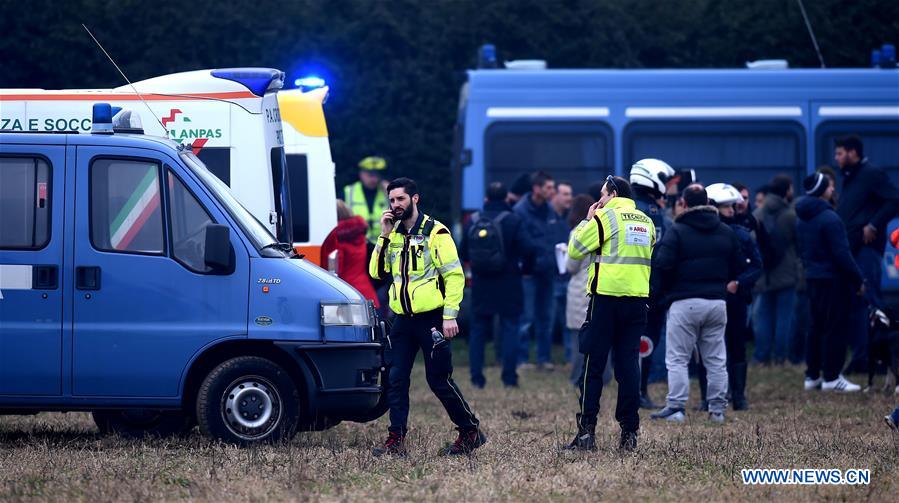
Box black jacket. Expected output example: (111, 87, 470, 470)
(796, 196, 864, 290)
(652, 205, 743, 306)
(460, 201, 538, 316)
(837, 158, 899, 254)
(721, 216, 763, 303)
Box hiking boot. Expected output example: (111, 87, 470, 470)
(639, 394, 659, 410)
(619, 430, 638, 452)
(804, 376, 823, 391)
(822, 375, 861, 393)
(564, 430, 596, 451)
(438, 427, 487, 456)
(709, 411, 725, 424)
(372, 431, 407, 457)
(650, 407, 686, 423)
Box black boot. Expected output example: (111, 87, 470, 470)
(730, 362, 749, 411)
(564, 414, 596, 451)
(619, 430, 638, 452)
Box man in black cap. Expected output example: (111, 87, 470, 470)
(795, 173, 865, 392)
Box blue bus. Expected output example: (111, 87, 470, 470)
(452, 65, 899, 288)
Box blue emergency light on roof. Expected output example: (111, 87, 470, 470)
(92, 103, 114, 134)
(478, 44, 498, 69)
(294, 76, 326, 90)
(881, 44, 896, 68)
(211, 68, 285, 96)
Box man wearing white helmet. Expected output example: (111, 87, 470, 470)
(629, 159, 678, 409)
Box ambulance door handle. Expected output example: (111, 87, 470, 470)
(75, 266, 101, 291)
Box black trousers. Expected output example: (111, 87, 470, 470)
(577, 295, 647, 433)
(386, 309, 479, 435)
(698, 297, 748, 395)
(806, 278, 852, 382)
(640, 303, 665, 394)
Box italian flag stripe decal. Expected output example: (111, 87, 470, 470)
(110, 167, 160, 250)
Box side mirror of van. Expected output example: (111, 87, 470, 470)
(204, 224, 233, 272)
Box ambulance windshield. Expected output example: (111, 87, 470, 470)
(180, 151, 279, 250)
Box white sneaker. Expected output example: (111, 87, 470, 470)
(804, 377, 823, 391)
(821, 375, 861, 393)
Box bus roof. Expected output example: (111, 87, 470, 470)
(464, 68, 899, 103)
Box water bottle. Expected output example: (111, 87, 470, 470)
(431, 327, 446, 346)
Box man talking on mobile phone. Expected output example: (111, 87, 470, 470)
(369, 177, 484, 457)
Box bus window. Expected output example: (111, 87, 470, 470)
(815, 121, 899, 187)
(624, 121, 804, 191)
(484, 122, 612, 192)
(286, 153, 310, 243)
(195, 147, 231, 186)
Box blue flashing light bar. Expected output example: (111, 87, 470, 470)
(211, 68, 285, 96)
(92, 103, 114, 134)
(294, 76, 326, 89)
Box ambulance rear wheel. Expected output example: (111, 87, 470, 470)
(196, 356, 300, 446)
(92, 409, 195, 438)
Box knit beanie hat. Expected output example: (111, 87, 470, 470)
(804, 173, 828, 198)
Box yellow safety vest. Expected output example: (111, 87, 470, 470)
(568, 197, 655, 298)
(344, 181, 388, 244)
(369, 213, 464, 319)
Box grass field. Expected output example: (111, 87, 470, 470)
(1, 348, 897, 502)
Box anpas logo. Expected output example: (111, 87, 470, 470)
(163, 109, 223, 152)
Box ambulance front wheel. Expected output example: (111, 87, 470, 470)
(196, 356, 301, 446)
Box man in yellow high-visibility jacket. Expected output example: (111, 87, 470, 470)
(343, 156, 389, 244)
(564, 175, 655, 452)
(368, 177, 484, 457)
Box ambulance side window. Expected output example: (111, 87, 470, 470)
(0, 156, 51, 250)
(286, 153, 309, 243)
(167, 170, 216, 274)
(90, 158, 165, 255)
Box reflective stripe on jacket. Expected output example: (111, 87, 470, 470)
(368, 213, 464, 319)
(344, 181, 388, 244)
(568, 197, 655, 298)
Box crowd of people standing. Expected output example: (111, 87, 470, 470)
(324, 135, 898, 453)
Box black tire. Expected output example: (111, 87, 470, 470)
(195, 356, 300, 446)
(92, 409, 194, 438)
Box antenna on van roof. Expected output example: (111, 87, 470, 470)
(81, 24, 168, 134)
(795, 0, 826, 68)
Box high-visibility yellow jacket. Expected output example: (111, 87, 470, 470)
(568, 197, 655, 298)
(369, 212, 463, 319)
(344, 181, 388, 244)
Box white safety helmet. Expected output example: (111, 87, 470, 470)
(629, 158, 676, 196)
(706, 183, 744, 206)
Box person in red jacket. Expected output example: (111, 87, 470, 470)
(320, 201, 379, 307)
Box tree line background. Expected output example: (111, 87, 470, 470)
(2, 0, 897, 222)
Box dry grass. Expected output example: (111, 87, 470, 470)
(1, 354, 897, 502)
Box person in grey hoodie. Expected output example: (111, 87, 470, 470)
(752, 174, 800, 365)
